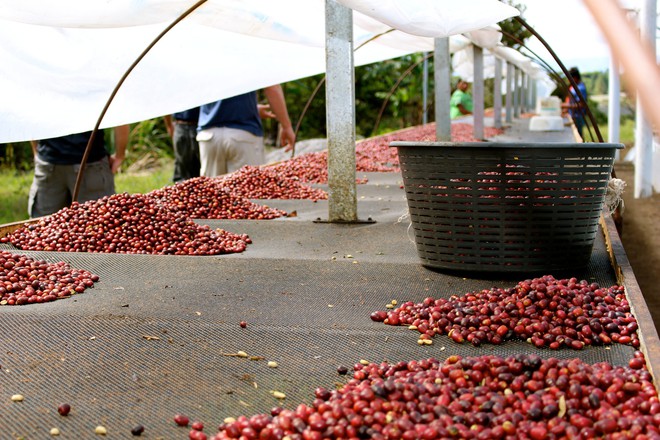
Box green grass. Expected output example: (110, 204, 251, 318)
(115, 161, 174, 195)
(0, 160, 175, 225)
(597, 118, 636, 147)
(0, 170, 33, 224)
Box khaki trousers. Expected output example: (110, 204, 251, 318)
(197, 127, 264, 177)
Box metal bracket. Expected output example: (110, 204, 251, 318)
(313, 217, 376, 224)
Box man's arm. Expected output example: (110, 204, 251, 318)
(457, 104, 471, 115)
(164, 115, 174, 137)
(263, 84, 295, 152)
(109, 124, 130, 174)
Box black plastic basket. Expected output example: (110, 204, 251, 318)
(391, 142, 623, 274)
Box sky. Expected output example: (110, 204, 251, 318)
(515, 0, 660, 73)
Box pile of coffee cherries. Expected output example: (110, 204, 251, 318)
(270, 152, 329, 184)
(0, 250, 98, 305)
(355, 123, 506, 173)
(263, 122, 504, 185)
(371, 275, 639, 350)
(149, 176, 287, 219)
(2, 193, 251, 255)
(209, 353, 659, 440)
(220, 166, 328, 201)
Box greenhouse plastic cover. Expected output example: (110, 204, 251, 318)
(0, 0, 519, 143)
(451, 43, 554, 96)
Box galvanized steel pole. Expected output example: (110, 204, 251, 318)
(434, 38, 452, 141)
(635, 0, 656, 197)
(608, 58, 621, 159)
(494, 57, 503, 129)
(513, 67, 521, 118)
(505, 62, 513, 123)
(523, 75, 528, 113)
(325, 0, 357, 222)
(422, 53, 429, 125)
(473, 45, 484, 140)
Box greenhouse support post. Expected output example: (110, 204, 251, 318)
(434, 37, 451, 141)
(422, 53, 429, 125)
(494, 57, 502, 129)
(325, 0, 357, 221)
(634, 0, 655, 198)
(473, 45, 484, 140)
(505, 62, 513, 123)
(608, 57, 621, 158)
(523, 72, 528, 114)
(513, 67, 521, 118)
(519, 70, 526, 116)
(530, 79, 537, 113)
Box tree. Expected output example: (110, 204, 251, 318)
(498, 1, 533, 49)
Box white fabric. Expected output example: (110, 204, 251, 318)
(336, 0, 518, 37)
(0, 0, 519, 142)
(452, 45, 496, 82)
(0, 0, 191, 28)
(465, 24, 502, 49)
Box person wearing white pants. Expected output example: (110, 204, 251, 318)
(196, 85, 295, 177)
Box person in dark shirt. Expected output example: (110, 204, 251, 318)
(196, 84, 295, 176)
(562, 67, 588, 139)
(28, 125, 129, 218)
(164, 107, 200, 182)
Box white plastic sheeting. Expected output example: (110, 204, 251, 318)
(0, 0, 519, 143)
(335, 0, 518, 37)
(452, 45, 496, 82)
(465, 25, 502, 49)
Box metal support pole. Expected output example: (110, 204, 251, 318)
(434, 38, 452, 141)
(530, 79, 537, 113)
(520, 73, 527, 114)
(505, 62, 513, 123)
(525, 75, 532, 112)
(513, 67, 521, 118)
(635, 0, 655, 197)
(494, 57, 503, 129)
(422, 53, 429, 125)
(608, 57, 621, 159)
(325, 0, 357, 221)
(473, 45, 484, 140)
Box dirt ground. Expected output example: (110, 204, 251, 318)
(613, 162, 660, 331)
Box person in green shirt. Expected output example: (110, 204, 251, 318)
(450, 79, 473, 119)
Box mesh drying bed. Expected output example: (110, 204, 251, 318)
(392, 142, 623, 274)
(0, 234, 632, 438)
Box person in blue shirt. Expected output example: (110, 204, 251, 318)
(28, 126, 130, 218)
(196, 84, 295, 176)
(165, 107, 201, 182)
(563, 67, 588, 139)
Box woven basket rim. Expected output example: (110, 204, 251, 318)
(390, 141, 625, 149)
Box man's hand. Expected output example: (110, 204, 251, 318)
(109, 154, 124, 174)
(258, 104, 276, 119)
(280, 126, 296, 152)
